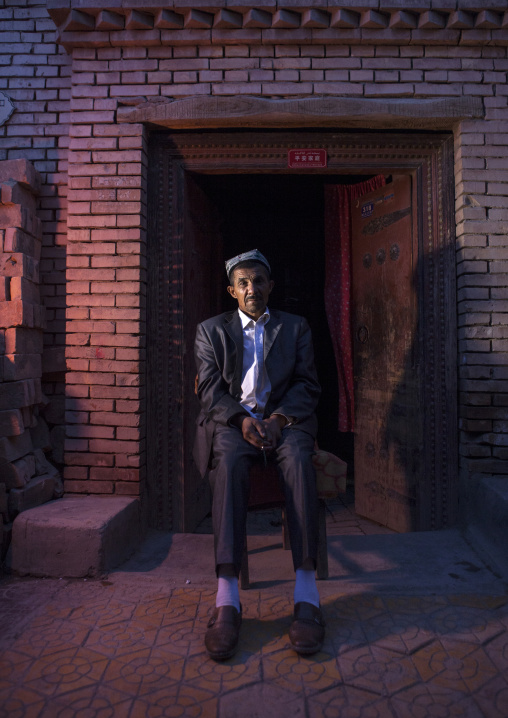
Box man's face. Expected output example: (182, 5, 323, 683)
(227, 264, 274, 321)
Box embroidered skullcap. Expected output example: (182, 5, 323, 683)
(225, 249, 271, 280)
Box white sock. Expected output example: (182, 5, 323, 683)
(294, 568, 320, 608)
(216, 576, 240, 612)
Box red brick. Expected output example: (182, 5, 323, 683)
(89, 438, 141, 453)
(90, 412, 140, 426)
(90, 308, 140, 321)
(115, 348, 142, 361)
(67, 257, 91, 269)
(90, 467, 140, 481)
(115, 452, 144, 468)
(64, 452, 115, 466)
(114, 482, 140, 495)
(3, 353, 42, 381)
(91, 201, 141, 214)
(116, 400, 142, 412)
(66, 347, 115, 360)
(117, 427, 143, 440)
(67, 295, 115, 308)
(92, 256, 144, 268)
(88, 359, 140, 373)
(90, 386, 140, 399)
(0, 409, 24, 438)
(66, 372, 115, 385)
(90, 281, 140, 294)
(5, 327, 43, 354)
(66, 281, 90, 294)
(67, 321, 115, 333)
(66, 385, 90, 399)
(0, 300, 33, 329)
(69, 242, 116, 255)
(66, 398, 114, 411)
(116, 321, 141, 334)
(90, 333, 141, 348)
(10, 277, 40, 304)
(66, 358, 90, 372)
(67, 425, 115, 439)
(67, 333, 90, 346)
(63, 466, 89, 480)
(114, 371, 142, 388)
(67, 268, 115, 281)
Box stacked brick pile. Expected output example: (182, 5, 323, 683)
(0, 158, 62, 562)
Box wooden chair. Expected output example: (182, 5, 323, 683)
(239, 449, 347, 589)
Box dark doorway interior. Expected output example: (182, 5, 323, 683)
(195, 173, 375, 473)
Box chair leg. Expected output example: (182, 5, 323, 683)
(240, 532, 250, 590)
(281, 507, 291, 550)
(316, 499, 329, 580)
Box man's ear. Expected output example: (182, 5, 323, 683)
(227, 285, 237, 299)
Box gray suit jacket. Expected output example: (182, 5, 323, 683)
(193, 308, 321, 477)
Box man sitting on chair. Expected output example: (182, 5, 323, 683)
(193, 249, 325, 661)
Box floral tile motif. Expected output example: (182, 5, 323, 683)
(338, 645, 419, 695)
(473, 674, 508, 718)
(102, 647, 185, 697)
(22, 647, 109, 698)
(0, 685, 46, 718)
(309, 684, 395, 718)
(155, 618, 205, 657)
(362, 610, 434, 655)
(241, 617, 290, 656)
(11, 618, 91, 659)
(426, 604, 505, 645)
(69, 598, 137, 628)
(219, 682, 306, 718)
(411, 639, 498, 693)
(183, 649, 262, 693)
(84, 619, 159, 657)
(390, 683, 485, 718)
(1, 586, 508, 716)
(133, 596, 172, 627)
(484, 631, 508, 673)
(262, 648, 339, 695)
(38, 684, 133, 718)
(130, 684, 217, 718)
(329, 594, 386, 622)
(327, 616, 368, 655)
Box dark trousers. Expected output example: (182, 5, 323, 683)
(208, 424, 319, 577)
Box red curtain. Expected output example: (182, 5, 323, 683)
(324, 176, 386, 432)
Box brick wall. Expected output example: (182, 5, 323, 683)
(0, 1, 71, 463)
(1, 1, 507, 522)
(455, 116, 508, 497)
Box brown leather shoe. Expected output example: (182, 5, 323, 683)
(289, 602, 325, 655)
(205, 605, 242, 661)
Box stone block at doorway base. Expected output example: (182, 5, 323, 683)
(11, 495, 140, 578)
(465, 477, 508, 578)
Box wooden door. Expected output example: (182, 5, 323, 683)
(351, 175, 421, 532)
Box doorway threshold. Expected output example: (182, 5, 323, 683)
(194, 491, 396, 539)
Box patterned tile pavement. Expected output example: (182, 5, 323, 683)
(1, 576, 508, 718)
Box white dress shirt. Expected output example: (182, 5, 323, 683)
(238, 308, 272, 420)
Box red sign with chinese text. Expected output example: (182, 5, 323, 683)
(288, 149, 327, 169)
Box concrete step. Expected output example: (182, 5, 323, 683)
(11, 495, 140, 578)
